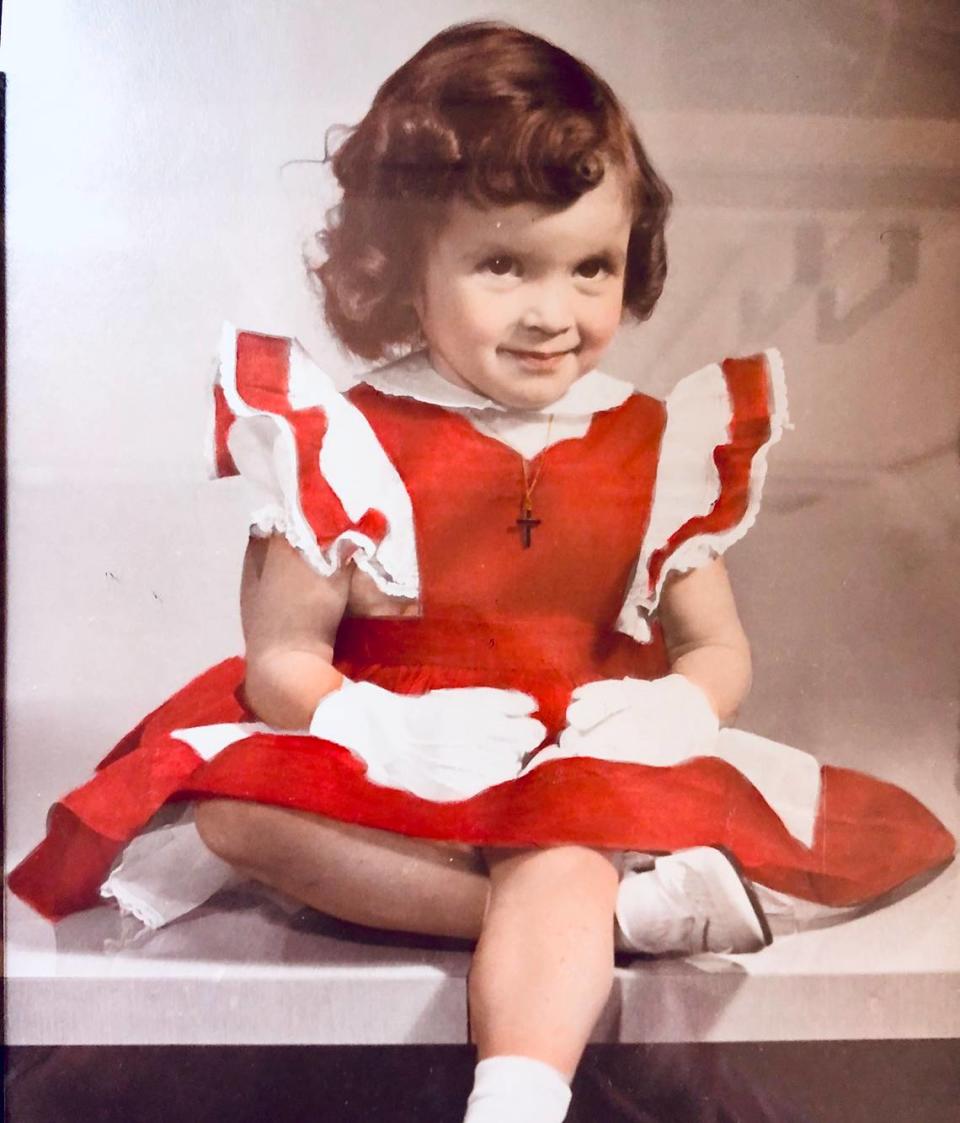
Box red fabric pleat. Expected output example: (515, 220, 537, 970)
(7, 805, 129, 922)
(211, 385, 238, 477)
(648, 354, 771, 597)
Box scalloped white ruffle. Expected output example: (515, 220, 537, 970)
(217, 323, 419, 599)
(616, 348, 788, 643)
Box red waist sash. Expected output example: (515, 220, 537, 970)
(334, 614, 669, 679)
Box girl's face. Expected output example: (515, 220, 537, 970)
(414, 169, 633, 410)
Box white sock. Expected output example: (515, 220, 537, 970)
(463, 1055, 572, 1123)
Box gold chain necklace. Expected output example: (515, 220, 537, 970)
(514, 414, 554, 548)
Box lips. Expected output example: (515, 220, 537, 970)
(508, 349, 567, 358)
(501, 348, 574, 372)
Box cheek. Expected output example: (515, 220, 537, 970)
(583, 295, 624, 348)
(449, 288, 511, 343)
(420, 282, 477, 347)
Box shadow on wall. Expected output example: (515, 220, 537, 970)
(742, 220, 921, 344)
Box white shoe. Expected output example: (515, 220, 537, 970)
(615, 846, 772, 956)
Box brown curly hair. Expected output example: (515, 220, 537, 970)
(315, 21, 672, 361)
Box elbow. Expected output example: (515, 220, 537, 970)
(241, 664, 284, 727)
(720, 637, 752, 727)
(242, 646, 344, 730)
(241, 652, 281, 724)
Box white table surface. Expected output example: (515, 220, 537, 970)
(6, 856, 957, 1046)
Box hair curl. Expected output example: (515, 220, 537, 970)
(315, 21, 672, 361)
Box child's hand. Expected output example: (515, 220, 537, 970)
(524, 675, 718, 773)
(309, 680, 545, 801)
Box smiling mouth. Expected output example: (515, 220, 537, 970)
(503, 347, 572, 358)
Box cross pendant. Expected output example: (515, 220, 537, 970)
(515, 505, 541, 548)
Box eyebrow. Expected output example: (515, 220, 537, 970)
(458, 240, 515, 261)
(460, 242, 628, 268)
(592, 246, 628, 269)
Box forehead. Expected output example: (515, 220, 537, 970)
(433, 169, 633, 256)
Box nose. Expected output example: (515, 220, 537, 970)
(519, 277, 574, 337)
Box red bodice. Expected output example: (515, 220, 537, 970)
(344, 384, 665, 627)
(333, 387, 673, 733)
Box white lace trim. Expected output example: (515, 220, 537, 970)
(100, 805, 242, 930)
(217, 322, 419, 599)
(100, 875, 168, 929)
(359, 350, 634, 416)
(616, 348, 788, 643)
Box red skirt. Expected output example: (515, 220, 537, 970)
(8, 619, 955, 922)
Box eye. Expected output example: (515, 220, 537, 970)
(575, 257, 612, 280)
(479, 256, 520, 277)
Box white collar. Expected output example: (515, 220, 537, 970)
(357, 349, 634, 418)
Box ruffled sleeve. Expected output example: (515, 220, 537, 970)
(617, 349, 788, 642)
(209, 323, 419, 599)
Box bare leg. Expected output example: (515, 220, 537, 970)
(195, 799, 489, 939)
(469, 846, 619, 1078)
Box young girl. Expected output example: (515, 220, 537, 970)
(10, 20, 954, 1123)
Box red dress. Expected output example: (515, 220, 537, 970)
(9, 330, 954, 922)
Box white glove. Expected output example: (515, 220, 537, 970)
(309, 679, 545, 801)
(524, 674, 719, 772)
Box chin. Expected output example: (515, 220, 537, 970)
(498, 381, 567, 410)
(523, 372, 584, 408)
(490, 368, 582, 410)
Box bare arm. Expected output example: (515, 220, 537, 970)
(657, 557, 752, 725)
(241, 534, 350, 729)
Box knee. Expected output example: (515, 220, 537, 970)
(194, 799, 261, 869)
(488, 845, 619, 904)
